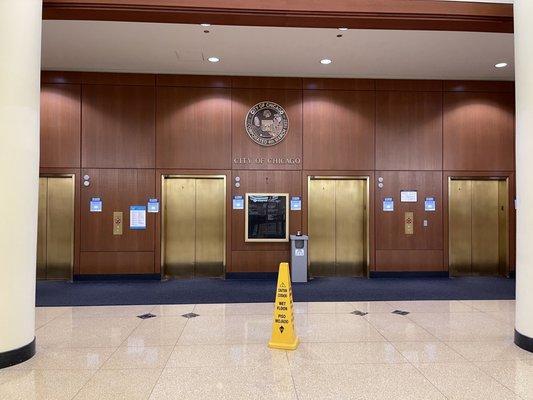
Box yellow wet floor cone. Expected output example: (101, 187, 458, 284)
(268, 262, 299, 350)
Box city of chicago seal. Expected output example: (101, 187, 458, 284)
(244, 101, 289, 146)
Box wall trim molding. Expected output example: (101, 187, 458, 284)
(0, 338, 36, 369)
(42, 0, 513, 33)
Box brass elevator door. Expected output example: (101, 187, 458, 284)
(37, 176, 75, 280)
(449, 179, 508, 276)
(308, 178, 367, 277)
(163, 177, 225, 278)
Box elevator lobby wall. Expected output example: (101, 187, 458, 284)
(40, 71, 515, 276)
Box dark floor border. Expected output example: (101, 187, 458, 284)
(225, 272, 278, 280)
(369, 271, 449, 278)
(0, 338, 36, 369)
(74, 274, 160, 281)
(515, 329, 533, 353)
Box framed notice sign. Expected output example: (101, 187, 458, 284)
(130, 205, 147, 230)
(400, 190, 418, 203)
(245, 193, 289, 242)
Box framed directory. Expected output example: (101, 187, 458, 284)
(245, 193, 289, 242)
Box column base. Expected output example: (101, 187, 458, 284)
(0, 338, 36, 369)
(515, 329, 533, 353)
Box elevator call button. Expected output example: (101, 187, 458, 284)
(405, 212, 414, 235)
(113, 211, 123, 235)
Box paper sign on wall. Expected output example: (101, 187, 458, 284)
(130, 205, 146, 230)
(233, 195, 244, 210)
(290, 196, 302, 211)
(425, 197, 436, 212)
(400, 191, 418, 203)
(147, 198, 159, 213)
(383, 197, 394, 212)
(90, 197, 102, 212)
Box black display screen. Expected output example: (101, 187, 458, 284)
(246, 194, 288, 241)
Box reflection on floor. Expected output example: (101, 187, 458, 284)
(1, 300, 531, 399)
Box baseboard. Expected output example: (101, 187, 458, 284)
(0, 338, 36, 369)
(515, 329, 533, 353)
(370, 271, 449, 278)
(74, 274, 161, 281)
(225, 272, 278, 280)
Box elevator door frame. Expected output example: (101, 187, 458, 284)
(447, 176, 509, 277)
(38, 174, 75, 281)
(307, 176, 370, 278)
(160, 175, 227, 278)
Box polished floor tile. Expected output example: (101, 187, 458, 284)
(387, 300, 474, 313)
(290, 363, 447, 400)
(6, 347, 115, 370)
(193, 302, 274, 316)
(149, 364, 297, 400)
(73, 368, 162, 400)
(365, 313, 437, 342)
(445, 340, 531, 362)
(476, 358, 533, 399)
(407, 312, 513, 341)
(35, 306, 71, 328)
(287, 342, 406, 366)
(124, 316, 187, 347)
(166, 343, 286, 368)
(391, 341, 465, 364)
(415, 362, 521, 400)
(36, 316, 141, 348)
(178, 314, 272, 345)
(0, 369, 94, 400)
(3, 301, 525, 400)
(296, 313, 385, 342)
(101, 346, 173, 369)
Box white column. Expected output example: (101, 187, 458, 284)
(515, 0, 533, 352)
(0, 0, 42, 367)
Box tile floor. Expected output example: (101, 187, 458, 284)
(1, 300, 532, 399)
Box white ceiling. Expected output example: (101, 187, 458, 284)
(41, 20, 515, 80)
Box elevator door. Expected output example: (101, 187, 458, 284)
(308, 178, 367, 277)
(449, 179, 508, 276)
(163, 177, 225, 278)
(37, 176, 75, 280)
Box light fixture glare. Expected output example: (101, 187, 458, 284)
(495, 62, 508, 68)
(320, 58, 332, 65)
(208, 56, 220, 63)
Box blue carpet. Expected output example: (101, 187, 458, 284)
(36, 276, 515, 306)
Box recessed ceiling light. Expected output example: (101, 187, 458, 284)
(495, 62, 508, 68)
(338, 27, 348, 31)
(200, 23, 211, 27)
(208, 56, 220, 63)
(320, 58, 332, 65)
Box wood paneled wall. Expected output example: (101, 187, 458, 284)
(40, 71, 515, 275)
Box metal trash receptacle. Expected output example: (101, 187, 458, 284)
(290, 234, 309, 283)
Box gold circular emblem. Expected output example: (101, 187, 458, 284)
(245, 101, 289, 147)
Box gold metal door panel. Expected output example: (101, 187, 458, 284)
(498, 180, 509, 274)
(471, 181, 499, 275)
(164, 178, 195, 278)
(335, 179, 365, 277)
(36, 176, 74, 280)
(37, 178, 48, 280)
(195, 178, 225, 277)
(449, 178, 509, 277)
(308, 179, 336, 276)
(449, 180, 472, 276)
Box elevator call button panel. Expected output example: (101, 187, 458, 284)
(113, 212, 123, 235)
(404, 212, 414, 235)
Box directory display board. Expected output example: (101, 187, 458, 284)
(245, 193, 289, 242)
